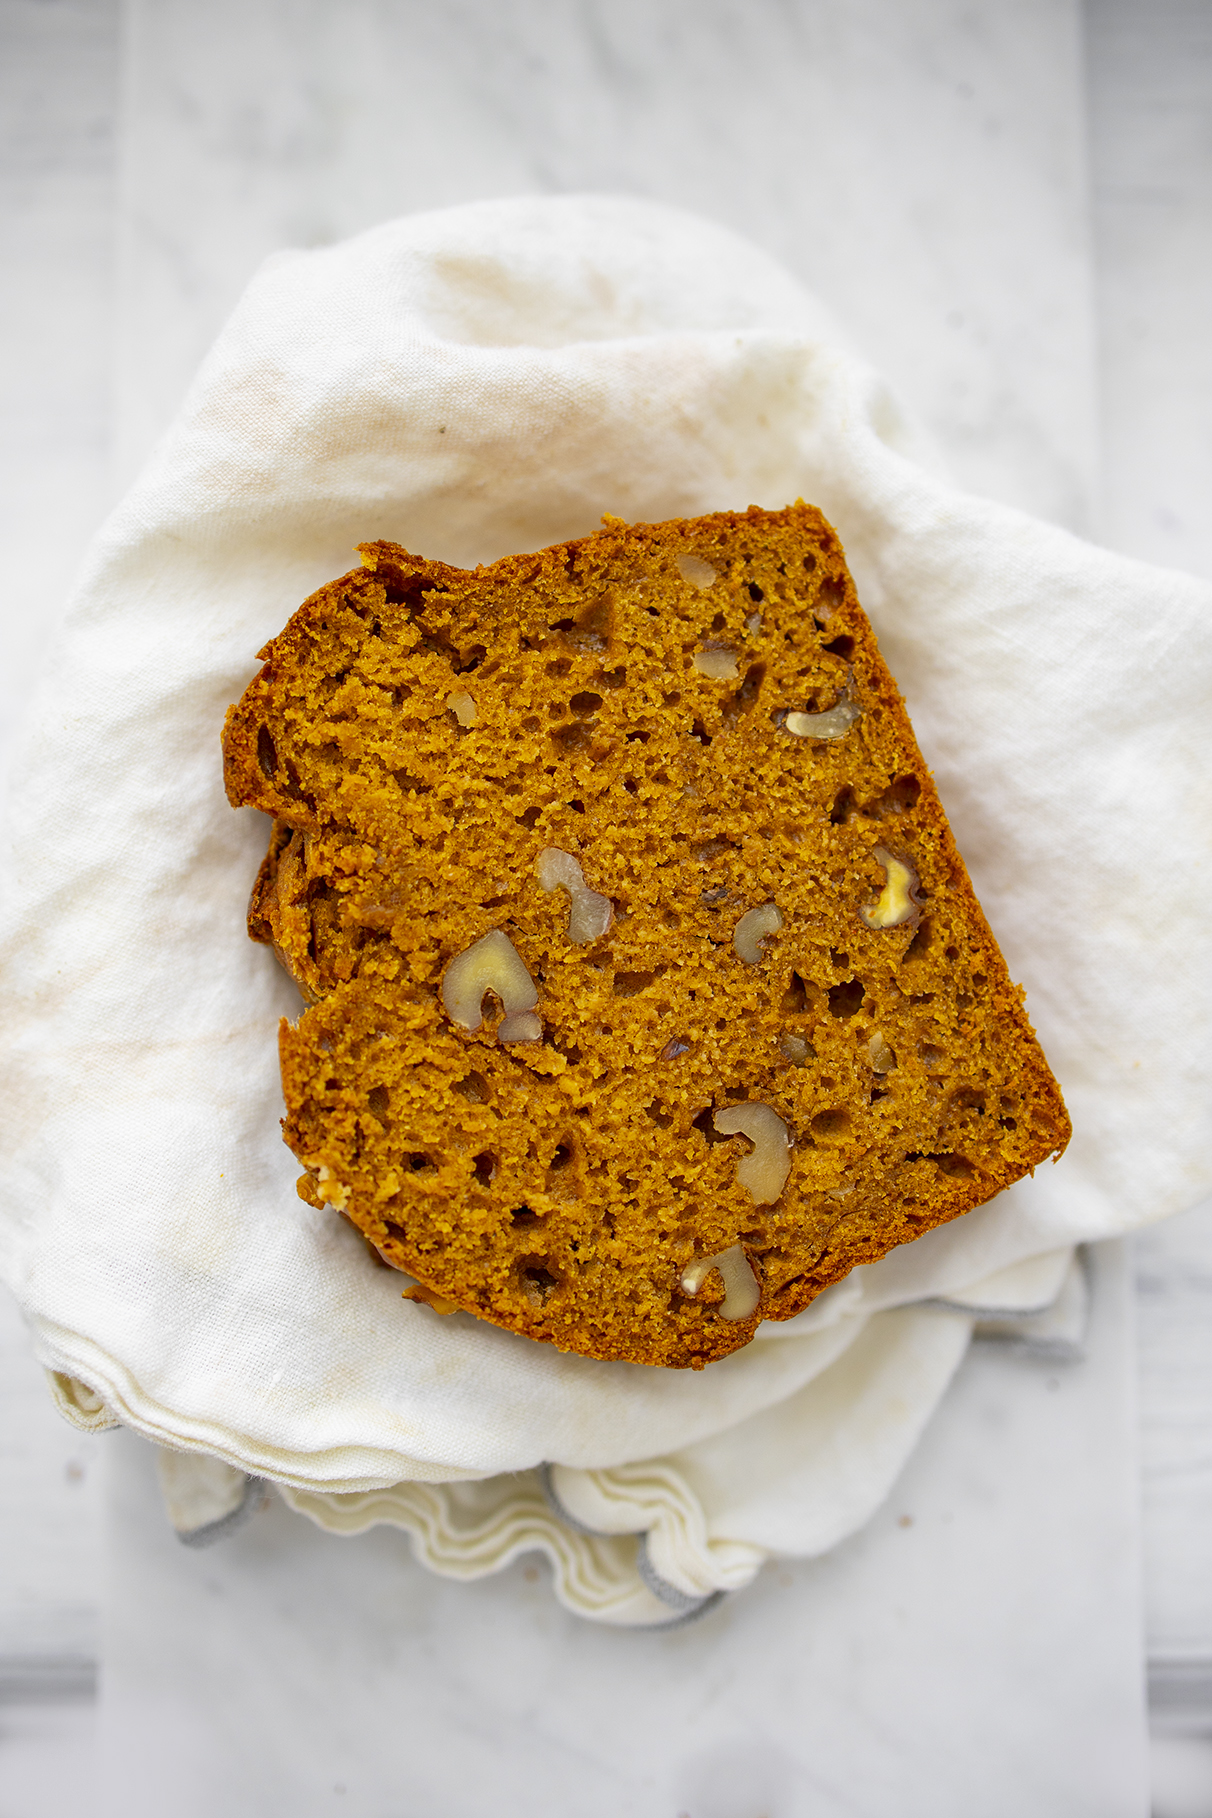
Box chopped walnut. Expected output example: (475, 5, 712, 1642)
(713, 1102, 792, 1203)
(441, 929, 541, 1042)
(860, 847, 922, 931)
(536, 847, 613, 944)
(401, 1281, 459, 1314)
(676, 553, 718, 590)
(312, 1163, 349, 1211)
(679, 1243, 760, 1320)
(397, 1272, 459, 1316)
(868, 1032, 897, 1072)
(535, 847, 582, 893)
(447, 691, 477, 727)
(785, 687, 861, 741)
(692, 647, 739, 680)
(733, 902, 783, 964)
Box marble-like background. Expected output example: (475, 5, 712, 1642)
(0, 0, 1209, 1812)
(110, 0, 1101, 525)
(97, 1249, 1145, 1818)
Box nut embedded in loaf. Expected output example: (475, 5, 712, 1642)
(223, 503, 1070, 1369)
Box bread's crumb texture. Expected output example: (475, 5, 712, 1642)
(223, 503, 1070, 1368)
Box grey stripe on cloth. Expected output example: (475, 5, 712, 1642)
(972, 1329, 1085, 1363)
(916, 1297, 1086, 1358)
(637, 1588, 728, 1631)
(539, 1463, 726, 1627)
(1148, 1656, 1212, 1736)
(635, 1534, 726, 1624)
(176, 1475, 269, 1549)
(920, 1249, 1090, 1362)
(536, 1461, 604, 1536)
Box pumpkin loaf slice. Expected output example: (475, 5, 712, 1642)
(223, 503, 1069, 1369)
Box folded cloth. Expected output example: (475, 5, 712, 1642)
(1, 201, 1209, 1587)
(124, 1251, 1084, 1627)
(154, 1448, 268, 1548)
(47, 1248, 1083, 1625)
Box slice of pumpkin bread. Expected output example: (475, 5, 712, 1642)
(223, 503, 1069, 1368)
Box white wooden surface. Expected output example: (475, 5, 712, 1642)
(0, 0, 1209, 1810)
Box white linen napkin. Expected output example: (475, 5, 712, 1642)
(2, 197, 1208, 1619)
